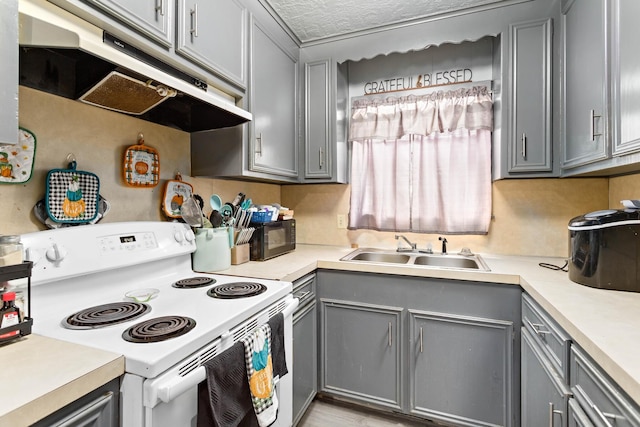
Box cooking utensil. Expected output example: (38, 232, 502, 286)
(180, 196, 204, 228)
(210, 210, 223, 227)
(209, 194, 223, 211)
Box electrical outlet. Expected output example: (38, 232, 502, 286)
(337, 214, 347, 229)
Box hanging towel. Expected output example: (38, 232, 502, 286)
(267, 313, 288, 379)
(197, 341, 259, 427)
(242, 324, 278, 427)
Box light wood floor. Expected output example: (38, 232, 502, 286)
(297, 399, 437, 427)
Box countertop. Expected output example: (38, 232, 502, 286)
(0, 334, 124, 427)
(220, 244, 640, 406)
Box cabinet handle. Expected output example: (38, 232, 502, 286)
(155, 0, 164, 16)
(548, 402, 563, 427)
(590, 109, 602, 141)
(190, 4, 199, 38)
(256, 133, 262, 156)
(294, 290, 310, 299)
(419, 327, 423, 353)
(388, 322, 392, 347)
(319, 148, 324, 169)
(521, 133, 527, 159)
(525, 318, 550, 336)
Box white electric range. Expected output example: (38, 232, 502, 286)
(21, 221, 295, 427)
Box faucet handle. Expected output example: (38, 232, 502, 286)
(438, 236, 448, 254)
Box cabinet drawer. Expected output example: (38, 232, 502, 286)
(293, 273, 316, 308)
(570, 346, 640, 426)
(522, 293, 571, 379)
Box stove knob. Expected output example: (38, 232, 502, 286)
(25, 247, 41, 265)
(184, 229, 195, 243)
(45, 243, 67, 262)
(174, 231, 185, 243)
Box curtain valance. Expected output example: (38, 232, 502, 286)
(349, 86, 493, 141)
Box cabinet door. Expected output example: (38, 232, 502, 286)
(176, 0, 247, 88)
(84, 0, 173, 47)
(0, 0, 18, 145)
(612, 0, 640, 155)
(409, 310, 514, 426)
(521, 328, 571, 427)
(249, 18, 298, 178)
(320, 299, 403, 410)
(293, 302, 317, 426)
(562, 0, 608, 168)
(568, 398, 595, 427)
(509, 18, 553, 173)
(304, 60, 332, 179)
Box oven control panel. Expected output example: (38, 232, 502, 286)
(21, 222, 197, 284)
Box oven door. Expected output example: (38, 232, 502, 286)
(138, 296, 297, 427)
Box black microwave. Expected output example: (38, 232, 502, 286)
(249, 219, 296, 261)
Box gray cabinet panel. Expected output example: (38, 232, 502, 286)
(509, 18, 553, 173)
(562, 0, 608, 168)
(410, 310, 514, 426)
(293, 302, 317, 426)
(176, 0, 247, 88)
(570, 346, 640, 427)
(521, 328, 570, 427)
(321, 299, 403, 409)
(568, 398, 595, 427)
(612, 0, 640, 155)
(83, 0, 173, 46)
(0, 0, 18, 146)
(304, 60, 331, 179)
(249, 18, 298, 178)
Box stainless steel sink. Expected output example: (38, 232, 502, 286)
(340, 248, 489, 271)
(350, 252, 411, 264)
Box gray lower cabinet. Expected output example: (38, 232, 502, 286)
(0, 0, 18, 146)
(568, 398, 595, 427)
(321, 299, 403, 410)
(508, 17, 553, 175)
(293, 301, 317, 426)
(570, 346, 640, 427)
(410, 310, 514, 426)
(317, 270, 521, 426)
(521, 327, 571, 427)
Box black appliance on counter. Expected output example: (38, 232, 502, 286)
(250, 219, 296, 261)
(568, 209, 640, 292)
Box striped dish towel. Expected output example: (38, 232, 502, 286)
(242, 324, 278, 427)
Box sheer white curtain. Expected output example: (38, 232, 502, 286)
(349, 86, 493, 234)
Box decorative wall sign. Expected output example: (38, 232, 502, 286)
(363, 68, 473, 95)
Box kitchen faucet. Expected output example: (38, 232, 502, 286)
(395, 235, 417, 252)
(439, 236, 448, 254)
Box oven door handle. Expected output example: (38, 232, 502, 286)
(149, 297, 298, 405)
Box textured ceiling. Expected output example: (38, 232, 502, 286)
(265, 0, 510, 43)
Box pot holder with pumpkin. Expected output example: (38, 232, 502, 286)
(45, 161, 100, 223)
(0, 128, 37, 184)
(123, 134, 159, 187)
(162, 174, 193, 219)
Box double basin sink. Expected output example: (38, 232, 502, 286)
(340, 248, 489, 271)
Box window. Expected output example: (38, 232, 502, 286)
(348, 86, 493, 234)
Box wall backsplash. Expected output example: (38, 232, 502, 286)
(0, 87, 280, 235)
(2, 86, 624, 258)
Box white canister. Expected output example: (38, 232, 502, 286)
(192, 228, 231, 272)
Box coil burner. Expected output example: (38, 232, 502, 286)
(122, 316, 196, 343)
(172, 276, 216, 289)
(207, 282, 268, 299)
(63, 302, 151, 330)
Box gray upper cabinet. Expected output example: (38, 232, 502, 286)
(0, 0, 18, 146)
(176, 0, 247, 88)
(508, 18, 553, 174)
(561, 0, 608, 170)
(302, 59, 348, 183)
(248, 16, 298, 179)
(612, 1, 640, 156)
(81, 0, 173, 47)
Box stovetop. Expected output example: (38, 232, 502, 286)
(21, 222, 292, 378)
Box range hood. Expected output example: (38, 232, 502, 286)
(18, 0, 251, 132)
